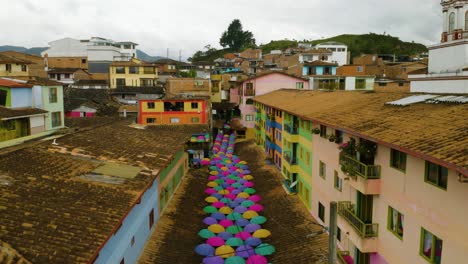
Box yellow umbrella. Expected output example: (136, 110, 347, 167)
(218, 190, 230, 195)
(215, 245, 235, 258)
(237, 192, 250, 199)
(207, 181, 219, 187)
(221, 167, 228, 171)
(243, 175, 254, 180)
(208, 224, 225, 234)
(253, 229, 271, 238)
(219, 206, 233, 214)
(205, 196, 218, 203)
(242, 210, 259, 219)
(239, 161, 247, 165)
(210, 171, 219, 175)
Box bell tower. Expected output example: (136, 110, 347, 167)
(440, 0, 468, 43)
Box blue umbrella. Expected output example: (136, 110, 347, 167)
(245, 237, 262, 247)
(218, 231, 233, 240)
(235, 245, 255, 258)
(203, 217, 218, 225)
(243, 224, 261, 233)
(203, 256, 224, 264)
(195, 243, 215, 256)
(234, 206, 248, 213)
(211, 193, 223, 199)
(211, 212, 226, 220)
(235, 218, 250, 227)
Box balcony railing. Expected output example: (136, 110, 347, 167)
(283, 151, 298, 165)
(339, 153, 381, 179)
(265, 134, 272, 142)
(337, 251, 352, 264)
(338, 201, 378, 238)
(282, 179, 297, 193)
(284, 124, 298, 135)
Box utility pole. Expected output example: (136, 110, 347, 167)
(328, 201, 338, 264)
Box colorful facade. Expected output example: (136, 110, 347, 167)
(138, 98, 209, 125)
(254, 90, 467, 264)
(109, 59, 158, 89)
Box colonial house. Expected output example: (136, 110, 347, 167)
(0, 51, 47, 78)
(138, 98, 209, 125)
(0, 54, 31, 78)
(109, 59, 158, 89)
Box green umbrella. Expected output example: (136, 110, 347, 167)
(225, 256, 246, 264)
(210, 166, 218, 170)
(214, 186, 224, 191)
(255, 243, 276, 256)
(226, 225, 243, 234)
(250, 216, 267, 225)
(241, 200, 255, 207)
(244, 188, 256, 194)
(232, 183, 242, 188)
(220, 198, 232, 204)
(228, 176, 240, 180)
(227, 212, 243, 220)
(215, 179, 225, 184)
(204, 206, 218, 214)
(226, 237, 244, 247)
(198, 229, 216, 239)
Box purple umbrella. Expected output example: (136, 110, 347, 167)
(232, 189, 242, 195)
(245, 237, 262, 247)
(195, 243, 215, 256)
(211, 212, 226, 220)
(228, 201, 241, 208)
(203, 256, 225, 264)
(235, 218, 250, 227)
(235, 245, 255, 258)
(218, 231, 233, 240)
(234, 206, 248, 213)
(243, 224, 261, 233)
(203, 217, 218, 225)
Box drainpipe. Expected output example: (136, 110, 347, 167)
(328, 201, 338, 264)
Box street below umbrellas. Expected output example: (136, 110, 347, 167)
(137, 139, 329, 264)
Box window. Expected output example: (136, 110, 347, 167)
(21, 65, 27, 72)
(147, 102, 155, 109)
(319, 125, 327, 138)
(5, 64, 11, 72)
(170, 117, 180, 123)
(420, 228, 442, 264)
(64, 73, 70, 79)
(379, 82, 387, 87)
(115, 66, 125, 74)
(0, 90, 7, 106)
(116, 78, 126, 88)
(357, 66, 363, 72)
(51, 112, 62, 127)
(149, 209, 155, 229)
(390, 149, 407, 171)
(245, 115, 254, 121)
(81, 58, 87, 64)
(425, 161, 448, 190)
(449, 12, 455, 33)
(388, 207, 404, 239)
(49, 88, 58, 103)
(318, 202, 325, 222)
(296, 82, 304, 89)
(356, 79, 366, 89)
(246, 99, 254, 105)
(319, 161, 326, 179)
(147, 118, 156, 124)
(141, 78, 154, 87)
(245, 83, 254, 96)
(337, 227, 342, 241)
(191, 102, 199, 109)
(334, 170, 342, 191)
(335, 130, 343, 144)
(131, 236, 135, 246)
(191, 117, 200, 123)
(129, 66, 138, 74)
(399, 82, 405, 87)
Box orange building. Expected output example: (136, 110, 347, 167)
(138, 98, 209, 125)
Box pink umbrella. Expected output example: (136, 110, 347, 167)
(249, 204, 264, 212)
(225, 193, 236, 200)
(219, 219, 234, 228)
(244, 182, 255, 188)
(226, 187, 236, 192)
(213, 202, 226, 208)
(248, 195, 261, 203)
(235, 231, 252, 240)
(207, 236, 225, 247)
(247, 255, 267, 264)
(208, 176, 218, 181)
(226, 179, 236, 184)
(205, 188, 217, 195)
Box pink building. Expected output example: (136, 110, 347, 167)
(236, 72, 309, 138)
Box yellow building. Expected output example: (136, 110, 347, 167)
(109, 59, 158, 88)
(0, 54, 31, 77)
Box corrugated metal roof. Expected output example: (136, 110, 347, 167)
(426, 95, 468, 104)
(385, 95, 438, 106)
(386, 94, 468, 106)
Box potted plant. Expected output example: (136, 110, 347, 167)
(328, 134, 337, 142)
(312, 128, 321, 134)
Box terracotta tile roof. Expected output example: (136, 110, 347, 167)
(0, 120, 208, 263)
(253, 90, 468, 175)
(0, 107, 47, 119)
(0, 79, 33, 88)
(47, 68, 82, 74)
(0, 54, 32, 64)
(0, 241, 31, 264)
(118, 105, 137, 112)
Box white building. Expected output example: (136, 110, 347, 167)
(409, 0, 468, 94)
(41, 37, 138, 62)
(315, 41, 349, 65)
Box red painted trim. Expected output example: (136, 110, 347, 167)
(202, 101, 206, 123)
(138, 102, 142, 124)
(140, 111, 201, 115)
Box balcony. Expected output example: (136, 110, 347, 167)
(338, 201, 378, 238)
(283, 151, 298, 165)
(266, 114, 275, 121)
(211, 74, 222, 81)
(284, 124, 298, 135)
(339, 153, 380, 179)
(338, 251, 352, 264)
(283, 124, 299, 143)
(282, 179, 297, 194)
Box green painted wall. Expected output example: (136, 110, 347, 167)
(41, 86, 65, 130)
(0, 86, 12, 107)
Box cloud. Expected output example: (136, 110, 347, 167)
(1, 0, 442, 60)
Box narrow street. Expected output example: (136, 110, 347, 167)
(138, 139, 328, 264)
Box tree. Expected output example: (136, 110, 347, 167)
(219, 19, 256, 51)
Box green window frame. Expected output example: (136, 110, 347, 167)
(424, 161, 448, 190)
(390, 149, 407, 172)
(191, 117, 200, 123)
(387, 206, 404, 239)
(319, 161, 326, 179)
(334, 170, 342, 191)
(318, 202, 325, 222)
(420, 228, 443, 264)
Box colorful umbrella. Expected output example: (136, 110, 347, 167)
(243, 224, 261, 233)
(219, 206, 233, 214)
(225, 256, 246, 264)
(244, 188, 256, 195)
(208, 224, 225, 234)
(195, 243, 215, 256)
(254, 243, 276, 256)
(250, 216, 267, 225)
(227, 212, 243, 220)
(235, 218, 250, 227)
(245, 237, 262, 247)
(203, 217, 218, 225)
(237, 192, 250, 199)
(207, 236, 225, 247)
(246, 255, 267, 264)
(226, 225, 243, 234)
(248, 204, 264, 212)
(198, 229, 216, 239)
(235, 231, 252, 240)
(235, 245, 255, 258)
(205, 196, 218, 203)
(242, 211, 259, 219)
(211, 212, 226, 220)
(252, 229, 271, 238)
(212, 202, 226, 208)
(204, 206, 218, 214)
(203, 256, 224, 264)
(225, 237, 244, 247)
(219, 219, 234, 228)
(218, 232, 233, 240)
(233, 206, 248, 213)
(207, 181, 219, 187)
(215, 245, 235, 258)
(240, 201, 255, 207)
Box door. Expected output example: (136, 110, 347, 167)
(355, 248, 370, 264)
(356, 191, 373, 223)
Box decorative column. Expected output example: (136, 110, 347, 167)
(443, 10, 449, 33)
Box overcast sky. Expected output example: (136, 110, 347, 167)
(3, 0, 442, 60)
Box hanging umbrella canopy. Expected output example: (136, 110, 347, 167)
(211, 212, 226, 220)
(225, 256, 246, 264)
(198, 229, 216, 239)
(219, 219, 234, 228)
(211, 193, 224, 200)
(214, 186, 224, 191)
(244, 188, 256, 195)
(244, 175, 254, 181)
(246, 255, 267, 264)
(205, 188, 217, 195)
(212, 202, 226, 209)
(220, 198, 232, 204)
(205, 196, 218, 203)
(226, 225, 243, 234)
(242, 211, 259, 220)
(235, 218, 250, 227)
(227, 212, 243, 220)
(241, 200, 255, 207)
(235, 245, 255, 258)
(243, 181, 255, 188)
(243, 224, 261, 233)
(250, 216, 267, 225)
(203, 256, 225, 264)
(252, 229, 271, 238)
(237, 192, 250, 199)
(235, 231, 252, 240)
(218, 231, 233, 240)
(195, 243, 215, 256)
(254, 243, 276, 256)
(208, 224, 226, 234)
(207, 236, 225, 247)
(219, 206, 233, 214)
(203, 217, 218, 225)
(226, 237, 244, 247)
(218, 190, 230, 195)
(248, 195, 261, 203)
(245, 237, 262, 247)
(233, 206, 248, 213)
(204, 206, 218, 214)
(215, 245, 235, 258)
(249, 204, 264, 212)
